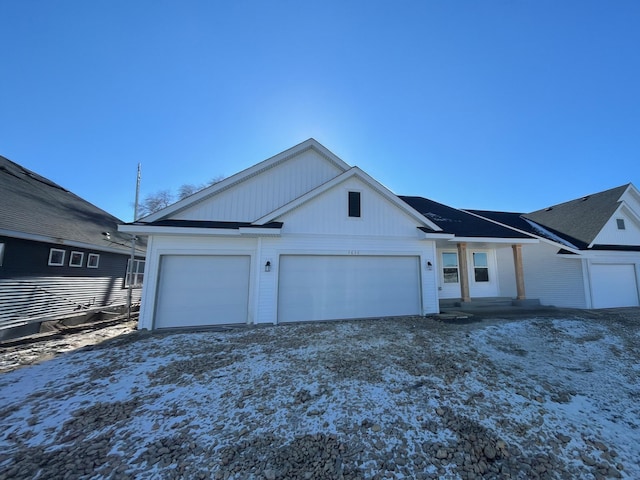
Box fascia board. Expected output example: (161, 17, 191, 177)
(238, 227, 282, 236)
(256, 167, 443, 231)
(447, 237, 539, 244)
(0, 228, 145, 256)
(118, 224, 240, 236)
(420, 232, 455, 240)
(141, 139, 351, 223)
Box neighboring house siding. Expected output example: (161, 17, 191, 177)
(521, 242, 586, 308)
(172, 150, 345, 222)
(0, 236, 142, 327)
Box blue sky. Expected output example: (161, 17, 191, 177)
(1, 1, 638, 222)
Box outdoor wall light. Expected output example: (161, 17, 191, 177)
(427, 261, 433, 271)
(265, 261, 271, 272)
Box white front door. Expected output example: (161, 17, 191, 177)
(438, 250, 461, 299)
(468, 250, 499, 297)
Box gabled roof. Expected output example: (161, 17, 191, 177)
(0, 154, 143, 255)
(522, 184, 631, 248)
(257, 168, 442, 231)
(400, 196, 533, 239)
(142, 138, 350, 223)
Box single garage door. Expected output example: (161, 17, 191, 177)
(154, 255, 250, 328)
(591, 263, 639, 308)
(277, 255, 421, 323)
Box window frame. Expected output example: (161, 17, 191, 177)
(87, 253, 100, 269)
(442, 252, 459, 284)
(472, 252, 490, 283)
(348, 191, 361, 218)
(69, 251, 84, 267)
(48, 248, 66, 266)
(0, 243, 4, 267)
(616, 218, 626, 230)
(126, 258, 146, 288)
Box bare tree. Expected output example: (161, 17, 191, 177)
(137, 176, 226, 218)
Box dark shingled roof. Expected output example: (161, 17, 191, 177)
(523, 184, 629, 248)
(0, 154, 142, 254)
(400, 196, 532, 239)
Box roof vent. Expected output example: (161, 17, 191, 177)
(581, 195, 590, 201)
(545, 207, 553, 211)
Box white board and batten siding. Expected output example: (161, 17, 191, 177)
(172, 149, 345, 222)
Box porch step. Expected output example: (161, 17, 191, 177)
(440, 297, 541, 312)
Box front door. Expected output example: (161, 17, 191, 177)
(468, 250, 499, 297)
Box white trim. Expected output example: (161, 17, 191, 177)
(69, 251, 84, 267)
(87, 253, 100, 268)
(141, 139, 351, 222)
(447, 237, 539, 244)
(119, 225, 241, 236)
(48, 248, 65, 266)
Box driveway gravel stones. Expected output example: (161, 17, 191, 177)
(0, 308, 639, 479)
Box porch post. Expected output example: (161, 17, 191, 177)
(457, 242, 471, 303)
(512, 244, 526, 300)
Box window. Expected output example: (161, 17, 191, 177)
(348, 191, 361, 217)
(69, 251, 84, 267)
(473, 252, 489, 282)
(442, 252, 459, 283)
(0, 243, 4, 267)
(87, 253, 100, 268)
(48, 248, 65, 266)
(617, 218, 626, 230)
(126, 259, 145, 287)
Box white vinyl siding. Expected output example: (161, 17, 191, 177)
(277, 255, 421, 322)
(522, 242, 586, 308)
(154, 255, 250, 328)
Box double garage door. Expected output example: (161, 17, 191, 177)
(590, 263, 640, 309)
(153, 254, 422, 328)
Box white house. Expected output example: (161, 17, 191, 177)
(470, 184, 640, 309)
(119, 140, 639, 330)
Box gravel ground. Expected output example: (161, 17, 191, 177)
(0, 308, 638, 479)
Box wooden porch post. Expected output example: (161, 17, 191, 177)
(457, 242, 471, 303)
(512, 244, 526, 300)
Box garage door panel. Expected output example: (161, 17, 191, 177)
(155, 255, 250, 328)
(278, 255, 421, 322)
(591, 264, 639, 308)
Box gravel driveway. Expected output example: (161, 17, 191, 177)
(0, 308, 639, 479)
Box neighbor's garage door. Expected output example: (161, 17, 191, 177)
(277, 255, 421, 322)
(154, 255, 250, 328)
(591, 263, 639, 308)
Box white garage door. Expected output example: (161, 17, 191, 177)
(591, 263, 639, 308)
(277, 255, 421, 323)
(154, 255, 250, 328)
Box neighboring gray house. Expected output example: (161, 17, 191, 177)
(469, 184, 640, 309)
(0, 155, 146, 336)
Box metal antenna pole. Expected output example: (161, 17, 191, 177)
(127, 163, 141, 321)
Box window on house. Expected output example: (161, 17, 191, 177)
(0, 243, 4, 266)
(348, 191, 361, 218)
(126, 259, 145, 287)
(442, 252, 459, 283)
(69, 251, 84, 267)
(617, 218, 626, 230)
(473, 252, 489, 282)
(48, 248, 65, 266)
(87, 253, 100, 268)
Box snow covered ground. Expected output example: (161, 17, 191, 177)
(0, 310, 638, 479)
